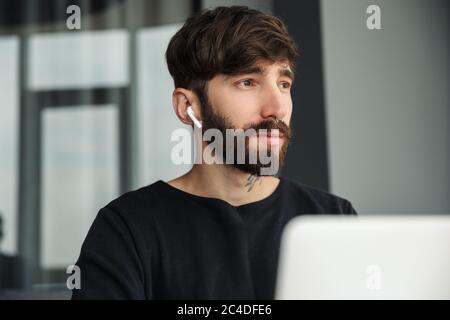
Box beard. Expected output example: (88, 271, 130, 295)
(199, 92, 292, 176)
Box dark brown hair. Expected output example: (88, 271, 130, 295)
(165, 6, 299, 103)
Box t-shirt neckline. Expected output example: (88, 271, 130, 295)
(157, 177, 284, 211)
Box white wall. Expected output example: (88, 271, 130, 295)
(321, 0, 449, 214)
(0, 37, 19, 254)
(41, 106, 119, 268)
(137, 24, 192, 186)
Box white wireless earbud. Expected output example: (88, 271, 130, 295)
(186, 106, 202, 129)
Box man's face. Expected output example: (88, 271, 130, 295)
(200, 59, 293, 176)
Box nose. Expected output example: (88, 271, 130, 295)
(259, 83, 289, 121)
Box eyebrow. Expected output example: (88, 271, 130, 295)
(279, 68, 295, 82)
(225, 66, 295, 82)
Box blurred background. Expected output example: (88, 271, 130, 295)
(0, 0, 448, 298)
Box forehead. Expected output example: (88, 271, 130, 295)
(257, 59, 291, 70)
(245, 59, 293, 74)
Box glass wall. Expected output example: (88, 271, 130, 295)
(0, 0, 193, 297)
(0, 37, 19, 257)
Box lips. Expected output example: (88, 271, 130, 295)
(257, 130, 285, 139)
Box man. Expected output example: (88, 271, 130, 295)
(72, 6, 357, 300)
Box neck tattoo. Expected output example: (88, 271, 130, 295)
(245, 174, 262, 192)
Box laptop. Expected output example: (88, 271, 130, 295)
(275, 215, 450, 299)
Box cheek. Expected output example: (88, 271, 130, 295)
(284, 100, 293, 123)
(220, 94, 258, 125)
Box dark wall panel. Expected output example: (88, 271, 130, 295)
(275, 0, 330, 191)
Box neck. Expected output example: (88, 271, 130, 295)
(168, 164, 280, 207)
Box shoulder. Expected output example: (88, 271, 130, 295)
(78, 181, 165, 265)
(96, 180, 166, 230)
(280, 177, 357, 214)
(107, 180, 164, 213)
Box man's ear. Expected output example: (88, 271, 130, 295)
(172, 88, 201, 126)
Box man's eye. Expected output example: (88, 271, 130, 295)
(237, 79, 253, 87)
(280, 81, 292, 89)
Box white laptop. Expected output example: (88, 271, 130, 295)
(275, 215, 450, 300)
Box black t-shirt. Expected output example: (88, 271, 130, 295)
(71, 177, 357, 300)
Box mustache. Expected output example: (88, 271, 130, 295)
(244, 119, 291, 138)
